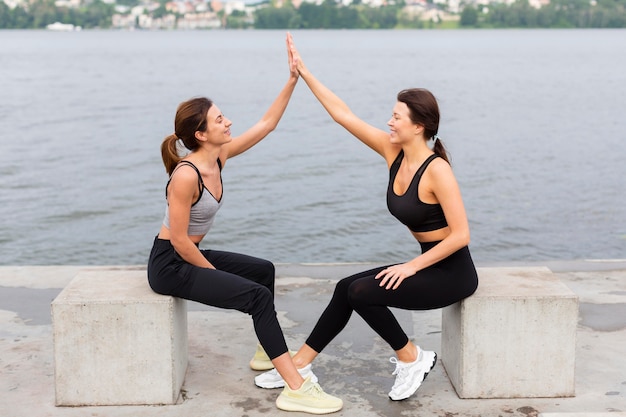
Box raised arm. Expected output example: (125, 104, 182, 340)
(287, 33, 400, 165)
(220, 35, 299, 163)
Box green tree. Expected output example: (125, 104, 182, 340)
(0, 1, 11, 28)
(152, 5, 168, 19)
(254, 4, 298, 28)
(30, 0, 60, 28)
(79, 0, 114, 28)
(369, 5, 399, 28)
(12, 5, 32, 28)
(334, 5, 359, 28)
(460, 5, 478, 26)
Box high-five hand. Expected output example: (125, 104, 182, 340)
(286, 32, 298, 79)
(287, 32, 307, 76)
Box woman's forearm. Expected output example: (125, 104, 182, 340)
(225, 75, 298, 159)
(409, 230, 470, 273)
(171, 236, 214, 269)
(259, 75, 299, 133)
(298, 67, 352, 125)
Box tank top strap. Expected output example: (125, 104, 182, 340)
(177, 160, 205, 186)
(165, 160, 204, 200)
(389, 150, 404, 177)
(415, 154, 440, 179)
(392, 150, 404, 165)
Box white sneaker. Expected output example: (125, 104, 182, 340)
(388, 348, 437, 401)
(276, 376, 343, 414)
(255, 363, 318, 389)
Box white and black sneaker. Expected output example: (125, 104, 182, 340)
(388, 347, 437, 401)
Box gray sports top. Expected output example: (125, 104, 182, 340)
(163, 160, 223, 236)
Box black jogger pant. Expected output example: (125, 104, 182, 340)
(306, 241, 479, 352)
(147, 237, 288, 359)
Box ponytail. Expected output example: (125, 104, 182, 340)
(160, 97, 214, 176)
(161, 134, 182, 176)
(432, 136, 450, 165)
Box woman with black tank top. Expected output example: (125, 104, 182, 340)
(147, 35, 342, 414)
(254, 34, 479, 402)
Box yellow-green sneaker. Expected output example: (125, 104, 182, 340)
(275, 376, 343, 414)
(250, 343, 274, 371)
(249, 344, 296, 371)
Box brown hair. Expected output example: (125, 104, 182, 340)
(397, 88, 449, 164)
(160, 97, 213, 175)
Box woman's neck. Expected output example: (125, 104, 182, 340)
(401, 139, 432, 166)
(187, 145, 221, 168)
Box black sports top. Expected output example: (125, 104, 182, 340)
(386, 151, 448, 233)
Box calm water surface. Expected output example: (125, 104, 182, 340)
(1, 29, 625, 265)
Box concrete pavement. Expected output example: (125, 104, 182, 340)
(1, 261, 625, 417)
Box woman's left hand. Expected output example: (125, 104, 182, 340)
(286, 32, 299, 79)
(375, 263, 417, 290)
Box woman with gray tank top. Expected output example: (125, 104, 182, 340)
(147, 34, 342, 415)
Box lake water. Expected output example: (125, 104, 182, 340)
(1, 29, 625, 266)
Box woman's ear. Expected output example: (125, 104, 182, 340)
(195, 130, 207, 143)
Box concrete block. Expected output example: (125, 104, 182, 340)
(51, 269, 188, 406)
(441, 266, 578, 399)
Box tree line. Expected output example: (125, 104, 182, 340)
(0, 0, 113, 28)
(252, 0, 626, 29)
(1, 0, 626, 29)
(252, 0, 405, 29)
(460, 0, 626, 28)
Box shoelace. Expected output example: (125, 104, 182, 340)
(302, 381, 325, 399)
(389, 357, 408, 388)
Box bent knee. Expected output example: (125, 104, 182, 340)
(347, 282, 373, 307)
(334, 276, 355, 296)
(250, 285, 274, 309)
(263, 260, 275, 279)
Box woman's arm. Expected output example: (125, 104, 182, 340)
(287, 33, 399, 165)
(220, 35, 299, 162)
(167, 167, 215, 269)
(376, 160, 471, 289)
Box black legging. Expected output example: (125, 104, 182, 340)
(147, 237, 288, 359)
(306, 241, 479, 352)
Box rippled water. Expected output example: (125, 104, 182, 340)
(1, 29, 625, 265)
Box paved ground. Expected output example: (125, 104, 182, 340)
(1, 260, 625, 417)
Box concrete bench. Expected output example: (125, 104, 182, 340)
(51, 269, 188, 406)
(441, 266, 578, 399)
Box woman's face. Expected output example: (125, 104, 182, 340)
(387, 101, 420, 144)
(198, 105, 232, 146)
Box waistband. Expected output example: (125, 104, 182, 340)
(419, 240, 441, 253)
(153, 236, 199, 248)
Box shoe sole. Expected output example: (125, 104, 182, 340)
(256, 377, 286, 389)
(388, 352, 437, 401)
(249, 359, 275, 371)
(276, 396, 343, 414)
(256, 372, 319, 389)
